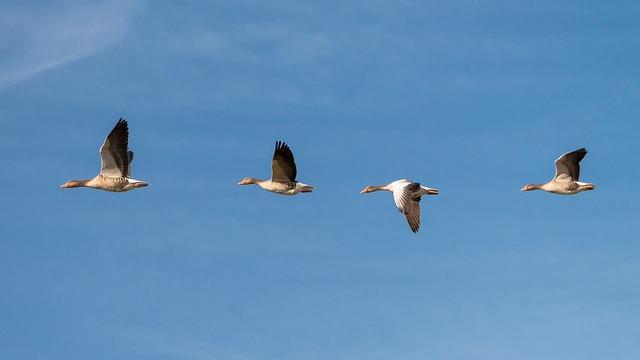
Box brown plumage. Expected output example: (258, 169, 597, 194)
(271, 141, 297, 185)
(60, 118, 148, 192)
(100, 118, 131, 178)
(554, 147, 587, 181)
(238, 141, 314, 195)
(360, 179, 438, 234)
(521, 148, 595, 195)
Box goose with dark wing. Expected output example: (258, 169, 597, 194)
(238, 141, 314, 195)
(361, 179, 438, 233)
(521, 148, 595, 195)
(60, 118, 149, 192)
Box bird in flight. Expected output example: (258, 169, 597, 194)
(521, 148, 595, 195)
(61, 118, 149, 192)
(238, 141, 314, 195)
(361, 179, 439, 233)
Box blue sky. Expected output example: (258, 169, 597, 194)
(1, 1, 640, 359)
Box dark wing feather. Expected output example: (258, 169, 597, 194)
(271, 141, 297, 183)
(405, 201, 421, 233)
(554, 148, 587, 181)
(99, 118, 130, 177)
(394, 182, 420, 213)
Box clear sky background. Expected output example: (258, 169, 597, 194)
(1, 1, 640, 359)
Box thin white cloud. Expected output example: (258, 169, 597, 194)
(0, 1, 141, 90)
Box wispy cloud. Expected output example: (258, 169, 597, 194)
(0, 1, 141, 90)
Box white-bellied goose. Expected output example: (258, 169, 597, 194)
(521, 148, 595, 195)
(60, 118, 149, 192)
(238, 141, 314, 195)
(361, 179, 439, 233)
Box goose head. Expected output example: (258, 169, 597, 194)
(520, 184, 540, 192)
(238, 177, 259, 185)
(60, 180, 83, 188)
(360, 185, 379, 194)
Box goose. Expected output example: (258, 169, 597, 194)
(238, 141, 314, 195)
(60, 118, 149, 192)
(361, 179, 439, 233)
(521, 148, 595, 195)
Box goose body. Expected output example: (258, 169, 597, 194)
(61, 118, 149, 192)
(254, 179, 315, 195)
(361, 179, 439, 233)
(521, 148, 595, 195)
(238, 141, 314, 196)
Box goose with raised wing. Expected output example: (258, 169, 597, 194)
(361, 179, 439, 233)
(238, 141, 314, 195)
(61, 118, 149, 192)
(521, 148, 595, 195)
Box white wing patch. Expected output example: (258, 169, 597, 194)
(99, 137, 125, 177)
(391, 181, 418, 214)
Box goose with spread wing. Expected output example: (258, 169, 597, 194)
(61, 118, 149, 192)
(238, 141, 314, 195)
(361, 179, 439, 233)
(521, 148, 595, 195)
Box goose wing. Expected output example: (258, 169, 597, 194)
(404, 201, 421, 233)
(554, 148, 587, 181)
(99, 118, 130, 178)
(271, 141, 297, 183)
(391, 182, 422, 233)
(392, 182, 420, 214)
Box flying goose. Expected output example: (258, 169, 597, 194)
(521, 148, 595, 195)
(361, 179, 439, 233)
(238, 141, 314, 195)
(60, 118, 149, 192)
